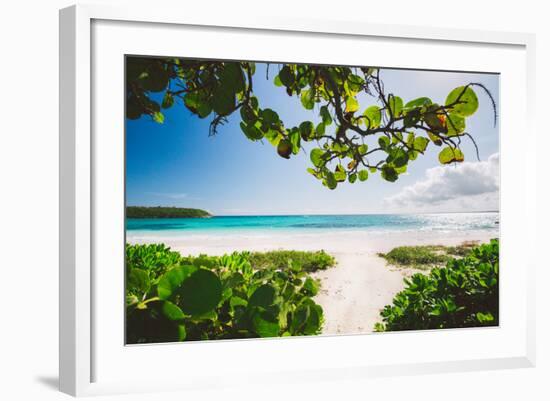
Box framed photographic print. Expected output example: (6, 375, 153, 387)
(59, 4, 536, 396)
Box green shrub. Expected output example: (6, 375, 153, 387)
(445, 241, 478, 257)
(379, 245, 448, 268)
(126, 243, 181, 279)
(379, 242, 479, 269)
(248, 250, 336, 272)
(126, 206, 211, 218)
(126, 244, 326, 343)
(375, 239, 499, 332)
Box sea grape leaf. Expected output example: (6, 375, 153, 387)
(126, 97, 144, 120)
(230, 296, 248, 310)
(189, 310, 218, 322)
(303, 303, 323, 335)
(389, 148, 408, 168)
(358, 170, 369, 182)
(325, 171, 337, 190)
(221, 62, 246, 94)
(387, 95, 403, 118)
(278, 66, 294, 87)
(240, 122, 263, 141)
(334, 165, 346, 182)
(446, 113, 466, 136)
(300, 89, 315, 110)
(403, 109, 421, 128)
(345, 96, 359, 113)
(127, 268, 150, 295)
(290, 304, 310, 334)
(162, 301, 186, 321)
(157, 265, 197, 300)
(211, 85, 236, 115)
(261, 108, 279, 125)
(363, 105, 381, 128)
(438, 147, 465, 164)
(404, 97, 432, 109)
(299, 121, 315, 140)
(358, 144, 368, 155)
(395, 164, 407, 174)
(320, 105, 332, 125)
(347, 74, 364, 93)
(427, 131, 443, 146)
(301, 277, 319, 296)
(445, 86, 479, 117)
(178, 269, 222, 316)
(152, 112, 164, 124)
(413, 136, 430, 152)
(249, 284, 276, 308)
(178, 324, 187, 341)
(126, 58, 149, 81)
(184, 92, 212, 118)
(265, 129, 282, 146)
(378, 136, 390, 149)
(381, 165, 398, 182)
(210, 63, 245, 115)
(252, 310, 280, 337)
(289, 130, 301, 154)
(315, 122, 325, 137)
(310, 148, 325, 167)
(140, 63, 169, 92)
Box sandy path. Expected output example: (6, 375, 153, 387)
(312, 251, 411, 335)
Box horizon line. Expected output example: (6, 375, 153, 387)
(125, 206, 500, 218)
(208, 211, 500, 217)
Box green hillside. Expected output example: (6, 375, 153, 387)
(126, 206, 211, 218)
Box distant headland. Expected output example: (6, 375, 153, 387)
(126, 206, 212, 219)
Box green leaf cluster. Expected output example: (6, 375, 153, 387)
(126, 244, 328, 343)
(126, 56, 493, 189)
(127, 57, 251, 127)
(374, 239, 499, 332)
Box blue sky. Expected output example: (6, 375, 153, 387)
(126, 63, 499, 215)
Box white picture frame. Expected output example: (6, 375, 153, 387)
(59, 3, 536, 397)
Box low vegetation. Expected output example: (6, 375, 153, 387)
(126, 206, 211, 218)
(248, 250, 336, 272)
(378, 241, 478, 269)
(375, 239, 499, 331)
(126, 239, 499, 340)
(126, 244, 330, 343)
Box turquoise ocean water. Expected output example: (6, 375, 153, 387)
(126, 212, 499, 238)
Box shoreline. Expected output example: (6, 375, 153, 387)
(126, 229, 498, 255)
(127, 230, 497, 335)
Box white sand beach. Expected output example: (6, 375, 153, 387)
(128, 229, 497, 335)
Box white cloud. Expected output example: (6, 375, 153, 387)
(385, 153, 499, 212)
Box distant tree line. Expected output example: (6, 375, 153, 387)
(127, 206, 211, 218)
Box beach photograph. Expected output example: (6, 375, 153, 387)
(125, 57, 499, 344)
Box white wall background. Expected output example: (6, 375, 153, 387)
(0, 0, 547, 399)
